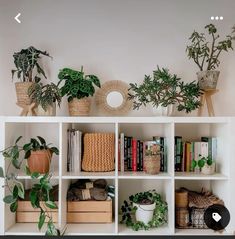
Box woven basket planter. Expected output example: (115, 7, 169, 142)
(15, 82, 33, 105)
(144, 155, 160, 174)
(82, 133, 115, 172)
(68, 98, 91, 116)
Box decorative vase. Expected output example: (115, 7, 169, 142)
(36, 103, 56, 116)
(133, 202, 156, 225)
(144, 155, 160, 174)
(27, 150, 52, 174)
(15, 82, 33, 105)
(175, 189, 188, 208)
(68, 98, 91, 116)
(197, 71, 220, 90)
(201, 162, 216, 175)
(152, 105, 174, 116)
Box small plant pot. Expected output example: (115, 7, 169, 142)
(144, 155, 160, 174)
(133, 202, 156, 225)
(36, 103, 56, 116)
(27, 150, 52, 174)
(152, 105, 174, 116)
(15, 82, 33, 105)
(197, 70, 220, 90)
(201, 162, 216, 175)
(68, 98, 91, 116)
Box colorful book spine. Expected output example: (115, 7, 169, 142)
(186, 142, 191, 172)
(124, 136, 128, 171)
(140, 141, 143, 171)
(120, 133, 125, 172)
(175, 136, 182, 172)
(190, 142, 194, 171)
(127, 137, 132, 171)
(137, 140, 140, 171)
(163, 138, 167, 172)
(132, 139, 137, 171)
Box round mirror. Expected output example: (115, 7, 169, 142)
(106, 91, 124, 108)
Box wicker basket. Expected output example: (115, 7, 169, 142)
(68, 98, 91, 116)
(15, 82, 33, 105)
(175, 189, 188, 208)
(175, 208, 190, 228)
(144, 155, 160, 174)
(82, 133, 115, 172)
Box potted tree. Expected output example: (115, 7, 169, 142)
(58, 67, 101, 116)
(28, 80, 61, 116)
(12, 46, 52, 106)
(128, 66, 201, 116)
(186, 24, 235, 90)
(192, 155, 215, 175)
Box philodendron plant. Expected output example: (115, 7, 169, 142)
(0, 136, 61, 235)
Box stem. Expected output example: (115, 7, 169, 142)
(207, 32, 216, 70)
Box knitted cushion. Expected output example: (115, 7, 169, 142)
(82, 133, 115, 172)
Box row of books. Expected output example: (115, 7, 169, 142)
(174, 136, 217, 172)
(118, 134, 167, 172)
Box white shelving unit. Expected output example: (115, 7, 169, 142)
(0, 116, 234, 236)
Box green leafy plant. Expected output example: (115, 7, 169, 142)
(0, 136, 60, 235)
(57, 67, 101, 102)
(120, 190, 168, 231)
(186, 24, 235, 71)
(128, 67, 201, 113)
(191, 155, 214, 170)
(28, 80, 62, 111)
(12, 46, 52, 82)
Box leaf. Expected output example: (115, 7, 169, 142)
(24, 150, 31, 159)
(3, 151, 10, 158)
(12, 159, 21, 169)
(38, 211, 46, 230)
(13, 185, 18, 199)
(45, 201, 57, 209)
(23, 143, 32, 151)
(16, 181, 25, 199)
(0, 167, 4, 178)
(15, 136, 22, 144)
(31, 172, 40, 179)
(37, 136, 46, 146)
(46, 220, 58, 236)
(29, 189, 39, 208)
(3, 195, 15, 204)
(50, 147, 59, 155)
(198, 159, 205, 168)
(10, 201, 18, 212)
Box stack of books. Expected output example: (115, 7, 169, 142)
(174, 136, 217, 172)
(118, 134, 167, 172)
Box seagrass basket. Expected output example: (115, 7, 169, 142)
(68, 98, 91, 116)
(82, 133, 115, 172)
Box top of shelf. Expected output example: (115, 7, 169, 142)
(0, 116, 231, 124)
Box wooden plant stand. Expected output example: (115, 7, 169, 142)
(16, 102, 37, 116)
(197, 89, 218, 117)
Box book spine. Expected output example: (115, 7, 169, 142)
(140, 142, 143, 171)
(163, 138, 167, 172)
(160, 137, 164, 172)
(175, 137, 182, 172)
(120, 133, 125, 172)
(137, 140, 140, 171)
(127, 137, 132, 171)
(182, 142, 185, 172)
(212, 137, 217, 160)
(124, 136, 128, 171)
(186, 142, 191, 172)
(190, 142, 194, 172)
(132, 139, 137, 171)
(118, 139, 120, 171)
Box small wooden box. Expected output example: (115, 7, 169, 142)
(67, 199, 112, 223)
(16, 201, 58, 223)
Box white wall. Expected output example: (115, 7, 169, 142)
(0, 0, 235, 116)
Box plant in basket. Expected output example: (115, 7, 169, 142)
(191, 155, 215, 175)
(57, 67, 101, 116)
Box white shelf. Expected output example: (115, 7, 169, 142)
(175, 228, 231, 235)
(175, 172, 228, 180)
(62, 171, 116, 179)
(118, 171, 171, 179)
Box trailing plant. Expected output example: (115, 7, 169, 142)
(128, 67, 201, 113)
(191, 155, 214, 170)
(120, 190, 168, 231)
(0, 136, 60, 235)
(28, 80, 62, 111)
(12, 46, 52, 82)
(57, 67, 101, 102)
(186, 24, 234, 71)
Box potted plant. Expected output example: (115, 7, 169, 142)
(58, 67, 101, 116)
(186, 24, 235, 90)
(28, 80, 61, 116)
(144, 149, 161, 175)
(191, 155, 215, 175)
(12, 46, 52, 106)
(128, 66, 201, 116)
(0, 137, 61, 235)
(120, 190, 167, 231)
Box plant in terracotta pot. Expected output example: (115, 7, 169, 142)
(12, 46, 52, 107)
(191, 155, 215, 175)
(120, 190, 167, 231)
(28, 80, 61, 116)
(128, 66, 201, 116)
(58, 67, 101, 116)
(186, 24, 235, 90)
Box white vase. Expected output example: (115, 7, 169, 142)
(201, 162, 216, 175)
(133, 202, 156, 225)
(36, 103, 56, 116)
(151, 105, 174, 116)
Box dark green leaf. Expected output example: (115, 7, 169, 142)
(198, 159, 205, 168)
(50, 147, 59, 155)
(12, 159, 20, 169)
(23, 143, 32, 151)
(0, 167, 4, 178)
(45, 201, 57, 209)
(13, 185, 18, 199)
(31, 172, 40, 179)
(29, 190, 39, 208)
(3, 151, 10, 158)
(10, 201, 18, 212)
(15, 136, 22, 144)
(37, 136, 46, 145)
(38, 211, 46, 230)
(24, 150, 31, 159)
(16, 182, 25, 199)
(3, 195, 15, 204)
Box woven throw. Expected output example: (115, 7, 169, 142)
(82, 133, 115, 172)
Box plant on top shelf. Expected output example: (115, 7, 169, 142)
(12, 46, 52, 107)
(191, 155, 215, 175)
(0, 136, 61, 235)
(58, 67, 101, 116)
(186, 24, 235, 90)
(120, 190, 167, 231)
(128, 66, 201, 116)
(28, 79, 61, 116)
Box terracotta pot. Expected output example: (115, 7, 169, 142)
(27, 150, 52, 174)
(68, 98, 91, 116)
(15, 82, 33, 105)
(197, 70, 220, 90)
(144, 155, 160, 174)
(36, 103, 56, 116)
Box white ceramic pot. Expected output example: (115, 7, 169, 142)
(133, 202, 156, 225)
(36, 103, 56, 116)
(201, 162, 216, 175)
(152, 105, 174, 116)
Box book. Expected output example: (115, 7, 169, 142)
(163, 138, 167, 172)
(175, 136, 182, 172)
(124, 136, 128, 171)
(132, 138, 137, 171)
(140, 141, 143, 171)
(127, 137, 132, 171)
(120, 133, 125, 172)
(186, 142, 191, 172)
(137, 140, 140, 171)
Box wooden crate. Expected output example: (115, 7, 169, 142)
(16, 201, 58, 223)
(67, 200, 112, 223)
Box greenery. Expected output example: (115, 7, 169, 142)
(186, 24, 234, 71)
(57, 67, 101, 102)
(0, 136, 60, 235)
(128, 67, 201, 113)
(12, 46, 52, 82)
(191, 155, 214, 170)
(120, 190, 168, 231)
(28, 80, 62, 111)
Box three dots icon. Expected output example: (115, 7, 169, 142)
(211, 16, 223, 21)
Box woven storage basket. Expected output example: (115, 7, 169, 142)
(68, 98, 91, 116)
(144, 155, 160, 174)
(15, 82, 33, 105)
(82, 133, 115, 172)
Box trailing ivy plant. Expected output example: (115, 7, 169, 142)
(57, 67, 101, 102)
(186, 24, 234, 71)
(0, 136, 60, 235)
(128, 67, 201, 113)
(12, 46, 52, 82)
(120, 190, 168, 231)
